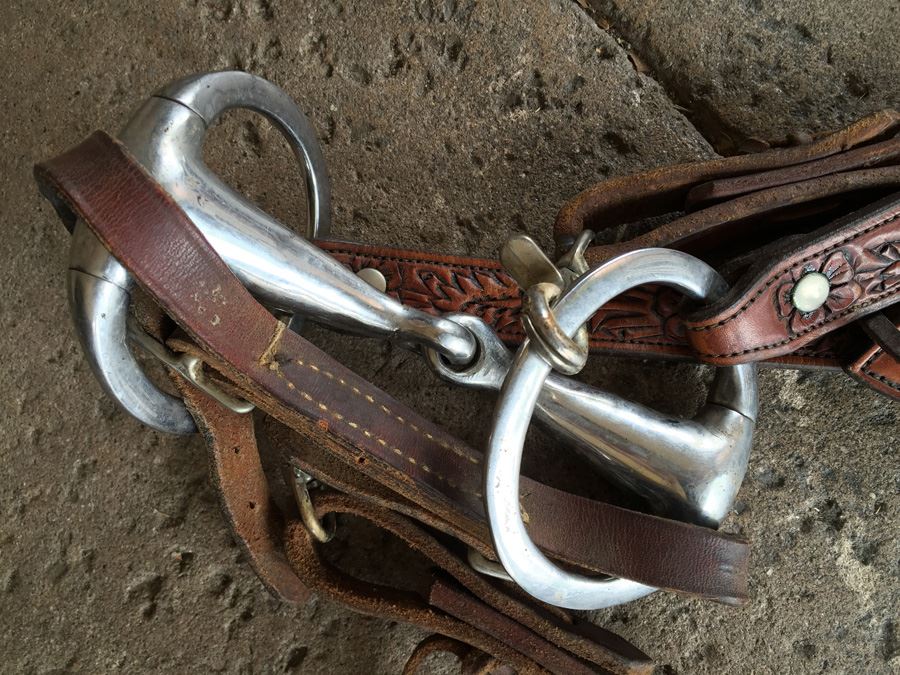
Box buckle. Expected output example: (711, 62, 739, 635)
(290, 466, 335, 544)
(126, 317, 254, 415)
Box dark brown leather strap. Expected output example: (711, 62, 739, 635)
(34, 131, 752, 672)
(183, 383, 650, 674)
(553, 109, 900, 242)
(35, 130, 749, 602)
(555, 111, 900, 390)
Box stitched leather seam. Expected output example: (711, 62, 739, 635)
(860, 348, 900, 391)
(588, 337, 685, 348)
(260, 357, 485, 499)
(584, 336, 842, 361)
(326, 247, 507, 275)
(687, 211, 900, 333)
(289, 357, 483, 466)
(792, 347, 840, 359)
(691, 287, 898, 358)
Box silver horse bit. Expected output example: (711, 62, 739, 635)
(68, 71, 758, 611)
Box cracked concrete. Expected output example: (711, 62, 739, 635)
(585, 0, 900, 153)
(1, 0, 897, 673)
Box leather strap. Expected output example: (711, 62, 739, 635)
(683, 192, 900, 363)
(553, 109, 900, 242)
(314, 238, 849, 366)
(847, 308, 900, 398)
(35, 132, 752, 671)
(35, 131, 749, 602)
(308, 113, 900, 399)
(182, 382, 651, 674)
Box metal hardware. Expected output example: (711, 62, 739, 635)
(555, 229, 595, 285)
(467, 548, 513, 582)
(67, 223, 196, 434)
(466, 547, 647, 605)
(427, 310, 756, 528)
(291, 466, 335, 544)
(521, 282, 589, 375)
(126, 317, 254, 414)
(484, 248, 758, 610)
(356, 267, 388, 292)
(503, 231, 594, 375)
(70, 70, 478, 434)
(792, 271, 830, 312)
(64, 74, 760, 610)
(499, 235, 566, 291)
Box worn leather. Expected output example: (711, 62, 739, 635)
(183, 384, 650, 674)
(34, 131, 756, 672)
(554, 109, 900, 242)
(311, 113, 900, 399)
(174, 376, 311, 605)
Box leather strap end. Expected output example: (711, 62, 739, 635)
(846, 310, 900, 398)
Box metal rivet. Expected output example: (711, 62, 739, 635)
(356, 268, 387, 293)
(791, 272, 830, 313)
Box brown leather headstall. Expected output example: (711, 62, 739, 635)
(312, 111, 900, 400)
(33, 108, 899, 673)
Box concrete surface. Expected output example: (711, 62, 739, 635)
(0, 0, 896, 673)
(587, 0, 900, 153)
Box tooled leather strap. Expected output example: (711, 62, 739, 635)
(311, 113, 900, 399)
(313, 238, 844, 365)
(683, 193, 900, 363)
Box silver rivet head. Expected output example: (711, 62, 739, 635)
(356, 267, 387, 293)
(792, 272, 830, 313)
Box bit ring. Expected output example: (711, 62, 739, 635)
(484, 248, 757, 610)
(521, 282, 589, 375)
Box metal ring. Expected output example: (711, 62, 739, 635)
(291, 467, 336, 544)
(484, 248, 757, 610)
(521, 282, 589, 375)
(67, 71, 331, 434)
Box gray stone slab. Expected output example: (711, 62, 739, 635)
(0, 0, 896, 673)
(588, 0, 900, 152)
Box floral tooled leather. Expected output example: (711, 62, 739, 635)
(685, 196, 900, 365)
(316, 240, 849, 366)
(776, 243, 900, 336)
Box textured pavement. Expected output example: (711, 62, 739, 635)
(0, 1, 897, 673)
